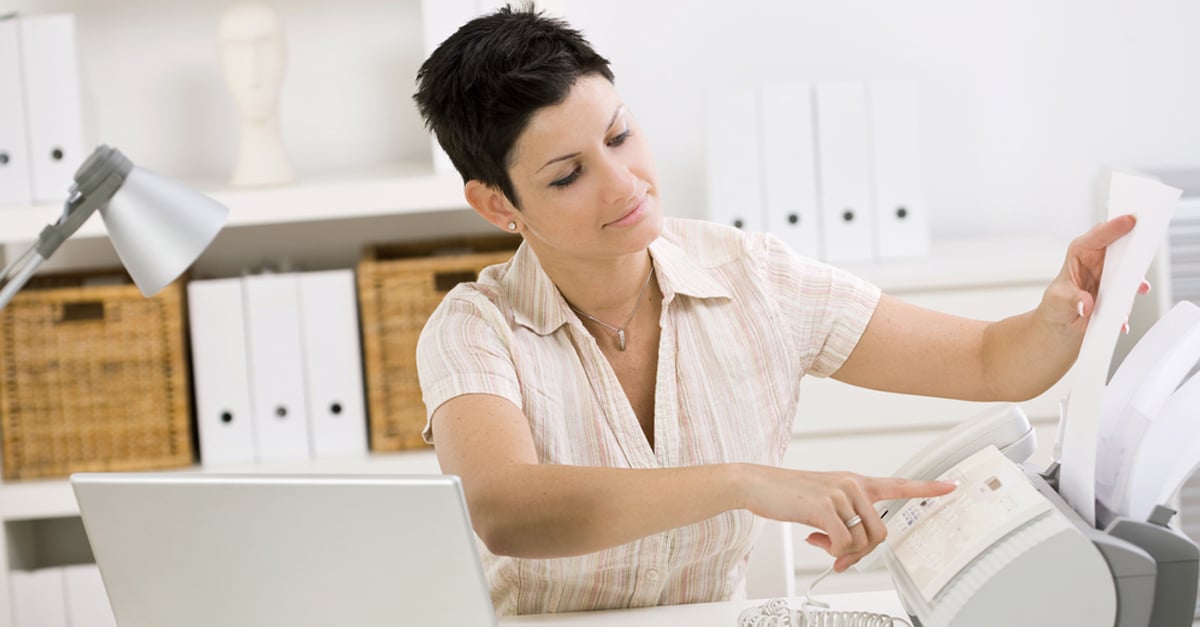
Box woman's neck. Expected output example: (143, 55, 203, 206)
(537, 248, 656, 322)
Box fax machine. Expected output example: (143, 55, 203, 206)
(870, 301, 1200, 626)
(874, 406, 1198, 627)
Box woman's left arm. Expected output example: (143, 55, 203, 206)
(831, 215, 1140, 402)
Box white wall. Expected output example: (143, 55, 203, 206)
(6, 0, 1199, 243)
(565, 0, 1200, 240)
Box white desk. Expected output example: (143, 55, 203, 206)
(499, 590, 907, 626)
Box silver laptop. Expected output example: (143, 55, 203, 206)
(71, 473, 497, 627)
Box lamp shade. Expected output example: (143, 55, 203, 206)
(99, 166, 229, 296)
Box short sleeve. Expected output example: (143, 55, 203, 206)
(759, 233, 881, 378)
(415, 289, 523, 444)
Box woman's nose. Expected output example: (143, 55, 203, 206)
(600, 155, 637, 205)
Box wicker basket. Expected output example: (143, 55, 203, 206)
(0, 271, 193, 479)
(357, 234, 521, 451)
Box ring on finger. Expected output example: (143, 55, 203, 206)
(844, 515, 863, 529)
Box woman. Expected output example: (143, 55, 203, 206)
(413, 5, 1136, 616)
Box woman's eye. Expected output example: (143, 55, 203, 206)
(608, 130, 631, 147)
(550, 167, 582, 188)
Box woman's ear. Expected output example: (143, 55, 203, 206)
(465, 180, 519, 232)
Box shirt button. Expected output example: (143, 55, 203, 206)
(646, 568, 660, 584)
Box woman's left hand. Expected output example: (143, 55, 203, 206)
(1040, 214, 1148, 335)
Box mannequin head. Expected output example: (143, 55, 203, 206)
(218, 3, 285, 124)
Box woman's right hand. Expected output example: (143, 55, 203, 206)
(740, 465, 957, 572)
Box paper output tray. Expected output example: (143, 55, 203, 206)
(1056, 464, 1200, 627)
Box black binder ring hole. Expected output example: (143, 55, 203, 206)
(842, 210, 855, 223)
(896, 206, 908, 219)
(0, 152, 8, 165)
(330, 402, 343, 416)
(51, 147, 64, 161)
(220, 411, 234, 424)
(275, 406, 288, 418)
(787, 213, 799, 225)
(733, 218, 744, 229)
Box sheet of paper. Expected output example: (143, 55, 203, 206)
(1057, 171, 1180, 526)
(1095, 301, 1200, 516)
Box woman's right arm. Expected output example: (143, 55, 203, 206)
(431, 393, 955, 571)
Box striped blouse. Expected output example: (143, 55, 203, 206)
(416, 217, 881, 615)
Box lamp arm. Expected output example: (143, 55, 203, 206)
(0, 239, 38, 284)
(0, 244, 46, 310)
(0, 170, 124, 311)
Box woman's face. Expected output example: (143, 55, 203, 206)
(506, 74, 663, 263)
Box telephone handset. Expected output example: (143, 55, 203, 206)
(854, 404, 1036, 572)
(889, 404, 1036, 493)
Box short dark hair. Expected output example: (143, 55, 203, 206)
(413, 4, 613, 208)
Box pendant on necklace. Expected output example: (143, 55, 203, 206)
(617, 329, 626, 351)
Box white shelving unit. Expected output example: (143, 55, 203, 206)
(0, 0, 484, 621)
(2, 164, 469, 247)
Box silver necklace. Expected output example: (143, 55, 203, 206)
(569, 265, 655, 351)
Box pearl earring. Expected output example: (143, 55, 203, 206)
(507, 221, 518, 231)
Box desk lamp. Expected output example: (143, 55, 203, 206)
(0, 145, 228, 308)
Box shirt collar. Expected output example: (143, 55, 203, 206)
(648, 233, 733, 303)
(501, 234, 732, 337)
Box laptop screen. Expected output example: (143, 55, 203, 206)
(71, 473, 496, 627)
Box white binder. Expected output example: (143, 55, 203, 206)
(62, 564, 117, 627)
(11, 568, 67, 627)
(761, 83, 821, 259)
(705, 87, 765, 232)
(187, 278, 257, 466)
(17, 14, 85, 205)
(869, 79, 931, 259)
(242, 273, 311, 462)
(298, 270, 368, 458)
(814, 81, 875, 263)
(0, 16, 32, 207)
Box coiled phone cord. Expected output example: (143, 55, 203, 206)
(735, 566, 912, 627)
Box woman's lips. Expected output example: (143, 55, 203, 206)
(606, 196, 647, 228)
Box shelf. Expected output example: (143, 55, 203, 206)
(838, 235, 1068, 293)
(0, 449, 440, 522)
(0, 162, 469, 247)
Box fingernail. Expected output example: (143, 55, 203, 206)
(1143, 281, 1152, 293)
(1122, 321, 1130, 335)
(1077, 301, 1085, 318)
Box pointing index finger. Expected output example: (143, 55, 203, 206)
(866, 477, 958, 502)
